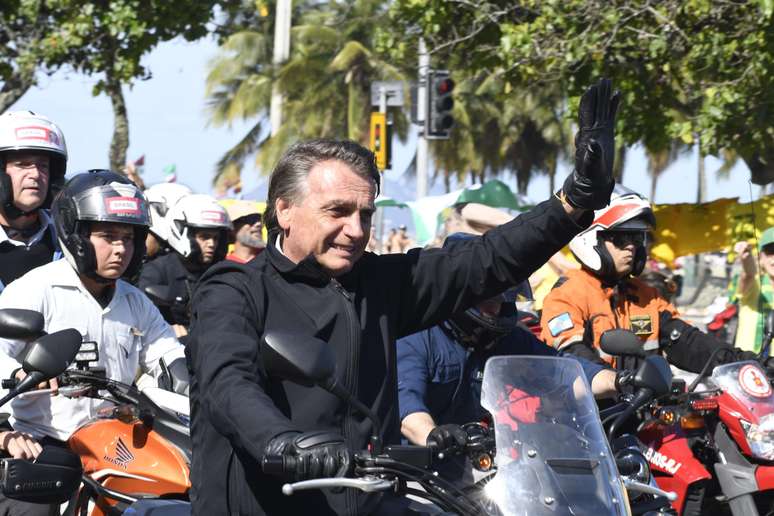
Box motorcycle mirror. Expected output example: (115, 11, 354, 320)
(0, 328, 82, 408)
(22, 329, 82, 380)
(260, 331, 385, 454)
(0, 309, 44, 340)
(144, 285, 176, 306)
(261, 331, 336, 387)
(766, 311, 774, 337)
(600, 329, 645, 358)
(632, 355, 673, 397)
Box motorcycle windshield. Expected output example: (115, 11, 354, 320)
(711, 361, 774, 420)
(479, 356, 629, 516)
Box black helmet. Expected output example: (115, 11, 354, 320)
(52, 170, 150, 282)
(442, 233, 532, 350)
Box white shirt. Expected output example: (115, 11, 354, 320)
(0, 259, 184, 440)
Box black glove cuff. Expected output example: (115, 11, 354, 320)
(561, 168, 614, 211)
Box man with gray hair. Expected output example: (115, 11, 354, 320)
(186, 79, 620, 515)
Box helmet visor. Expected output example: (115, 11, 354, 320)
(72, 184, 150, 227)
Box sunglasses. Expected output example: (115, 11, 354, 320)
(599, 231, 647, 249)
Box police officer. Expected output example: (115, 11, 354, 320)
(0, 111, 67, 293)
(138, 193, 231, 337)
(541, 187, 765, 373)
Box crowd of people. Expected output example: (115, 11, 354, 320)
(0, 77, 769, 516)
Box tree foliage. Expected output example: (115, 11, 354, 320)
(384, 0, 774, 184)
(206, 0, 410, 192)
(1, 0, 219, 170)
(0, 1, 68, 112)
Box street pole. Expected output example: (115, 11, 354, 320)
(416, 38, 429, 200)
(376, 86, 387, 252)
(270, 0, 292, 136)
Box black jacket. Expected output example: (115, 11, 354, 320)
(185, 197, 591, 515)
(138, 253, 201, 326)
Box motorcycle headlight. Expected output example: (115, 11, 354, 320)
(741, 414, 774, 461)
(615, 449, 651, 486)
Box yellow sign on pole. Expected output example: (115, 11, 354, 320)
(370, 112, 387, 171)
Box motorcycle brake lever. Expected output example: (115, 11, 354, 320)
(281, 477, 395, 495)
(623, 478, 677, 501)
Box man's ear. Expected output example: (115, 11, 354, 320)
(275, 197, 293, 231)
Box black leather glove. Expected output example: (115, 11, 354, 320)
(426, 424, 467, 455)
(264, 431, 351, 482)
(562, 78, 620, 210)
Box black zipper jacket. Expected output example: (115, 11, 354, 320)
(185, 197, 591, 515)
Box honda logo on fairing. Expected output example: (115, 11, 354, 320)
(103, 438, 135, 469)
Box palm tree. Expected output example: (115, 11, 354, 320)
(645, 141, 689, 202)
(206, 0, 409, 193)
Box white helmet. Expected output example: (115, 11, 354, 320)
(144, 183, 192, 243)
(167, 193, 232, 261)
(0, 111, 67, 214)
(569, 186, 655, 282)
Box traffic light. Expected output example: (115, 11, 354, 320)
(425, 69, 455, 139)
(370, 112, 389, 170)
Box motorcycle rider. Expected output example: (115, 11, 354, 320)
(222, 200, 265, 263)
(186, 75, 622, 516)
(0, 170, 187, 515)
(143, 182, 193, 264)
(541, 187, 765, 373)
(398, 233, 627, 480)
(0, 111, 67, 293)
(138, 193, 231, 338)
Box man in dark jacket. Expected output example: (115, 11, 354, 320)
(186, 79, 620, 515)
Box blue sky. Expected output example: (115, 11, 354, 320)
(11, 35, 758, 211)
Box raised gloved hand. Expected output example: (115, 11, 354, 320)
(264, 431, 351, 481)
(561, 78, 621, 210)
(426, 424, 467, 455)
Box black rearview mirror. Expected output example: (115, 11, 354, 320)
(143, 285, 176, 306)
(766, 311, 774, 337)
(0, 328, 82, 408)
(632, 355, 673, 397)
(600, 329, 646, 358)
(23, 329, 82, 379)
(261, 331, 336, 387)
(0, 309, 45, 340)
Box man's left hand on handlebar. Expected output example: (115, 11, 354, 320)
(265, 431, 352, 482)
(426, 424, 468, 456)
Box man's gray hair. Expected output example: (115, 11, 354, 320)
(265, 138, 380, 238)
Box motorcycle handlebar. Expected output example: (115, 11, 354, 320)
(262, 454, 296, 475)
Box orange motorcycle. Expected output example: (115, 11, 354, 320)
(58, 368, 191, 515)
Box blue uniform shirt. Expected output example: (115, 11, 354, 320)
(397, 324, 608, 425)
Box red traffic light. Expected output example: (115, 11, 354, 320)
(436, 78, 455, 95)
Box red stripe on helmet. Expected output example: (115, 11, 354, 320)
(593, 203, 645, 229)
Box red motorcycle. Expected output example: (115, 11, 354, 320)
(603, 328, 774, 516)
(636, 358, 774, 515)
